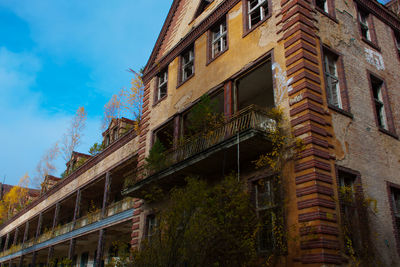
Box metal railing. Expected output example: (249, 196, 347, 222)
(143, 105, 275, 177)
(0, 197, 134, 257)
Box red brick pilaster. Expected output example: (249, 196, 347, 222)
(278, 0, 342, 264)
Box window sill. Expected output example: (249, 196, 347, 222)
(176, 73, 195, 89)
(378, 127, 399, 140)
(152, 95, 167, 107)
(316, 8, 338, 24)
(328, 104, 353, 119)
(206, 48, 228, 66)
(243, 14, 271, 38)
(362, 37, 381, 52)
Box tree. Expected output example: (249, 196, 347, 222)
(102, 69, 144, 131)
(102, 92, 123, 130)
(0, 174, 30, 223)
(131, 175, 260, 267)
(34, 142, 60, 188)
(61, 107, 87, 162)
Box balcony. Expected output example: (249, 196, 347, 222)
(0, 197, 134, 259)
(123, 105, 276, 197)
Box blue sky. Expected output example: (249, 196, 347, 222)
(0, 0, 172, 186)
(0, 0, 391, 186)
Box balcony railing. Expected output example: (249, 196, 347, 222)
(133, 105, 275, 181)
(0, 197, 134, 258)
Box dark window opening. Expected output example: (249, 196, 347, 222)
(80, 252, 89, 267)
(235, 61, 274, 112)
(145, 214, 157, 242)
(181, 90, 224, 138)
(370, 76, 387, 130)
(316, 0, 328, 13)
(194, 0, 213, 19)
(391, 187, 400, 245)
(359, 10, 370, 41)
(154, 120, 174, 151)
(395, 32, 400, 56)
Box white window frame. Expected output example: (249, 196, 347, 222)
(248, 0, 268, 29)
(323, 52, 342, 109)
(359, 11, 370, 41)
(181, 49, 194, 82)
(211, 21, 227, 58)
(371, 78, 388, 130)
(157, 70, 168, 101)
(146, 215, 157, 242)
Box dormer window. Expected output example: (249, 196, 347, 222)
(194, 0, 213, 19)
(105, 134, 110, 146)
(156, 69, 168, 102)
(113, 128, 118, 141)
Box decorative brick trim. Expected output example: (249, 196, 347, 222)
(300, 224, 339, 236)
(296, 171, 333, 184)
(300, 253, 343, 264)
(296, 184, 334, 197)
(299, 211, 337, 223)
(298, 198, 336, 209)
(300, 237, 340, 249)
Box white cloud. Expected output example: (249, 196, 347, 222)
(0, 47, 101, 186)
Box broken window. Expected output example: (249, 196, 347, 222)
(157, 69, 168, 101)
(391, 187, 400, 245)
(235, 61, 274, 112)
(154, 120, 174, 151)
(323, 49, 342, 109)
(252, 178, 276, 252)
(370, 76, 387, 130)
(359, 10, 370, 41)
(395, 32, 400, 56)
(210, 19, 227, 59)
(181, 46, 194, 83)
(146, 214, 157, 242)
(316, 0, 328, 13)
(247, 0, 269, 29)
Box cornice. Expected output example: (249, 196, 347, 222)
(355, 0, 400, 31)
(142, 0, 241, 84)
(0, 129, 138, 231)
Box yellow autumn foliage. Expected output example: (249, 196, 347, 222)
(0, 174, 30, 223)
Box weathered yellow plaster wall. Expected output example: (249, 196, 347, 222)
(0, 136, 139, 236)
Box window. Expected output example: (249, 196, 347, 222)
(180, 47, 194, 83)
(359, 10, 370, 41)
(316, 0, 328, 13)
(252, 178, 277, 252)
(395, 32, 400, 57)
(193, 0, 213, 19)
(391, 186, 400, 251)
(336, 167, 363, 255)
(323, 50, 342, 109)
(153, 120, 175, 151)
(247, 0, 269, 29)
(145, 214, 157, 241)
(113, 128, 118, 141)
(370, 75, 387, 130)
(156, 69, 168, 102)
(210, 19, 227, 59)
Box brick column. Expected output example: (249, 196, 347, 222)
(101, 172, 112, 219)
(95, 229, 105, 267)
(278, 0, 341, 264)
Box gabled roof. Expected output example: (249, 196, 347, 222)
(102, 117, 136, 136)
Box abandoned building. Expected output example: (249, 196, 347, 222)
(0, 0, 399, 266)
